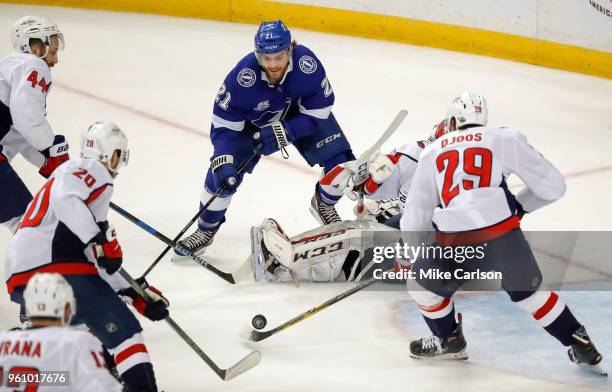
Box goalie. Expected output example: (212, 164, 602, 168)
(250, 123, 443, 282)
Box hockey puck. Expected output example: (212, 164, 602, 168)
(251, 314, 267, 330)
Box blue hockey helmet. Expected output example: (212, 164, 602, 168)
(254, 20, 291, 54)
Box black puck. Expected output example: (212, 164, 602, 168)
(251, 314, 267, 330)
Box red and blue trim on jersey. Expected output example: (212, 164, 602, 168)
(435, 215, 521, 246)
(6, 261, 98, 294)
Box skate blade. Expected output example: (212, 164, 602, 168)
(578, 363, 608, 377)
(170, 247, 206, 263)
(309, 205, 326, 226)
(409, 350, 468, 361)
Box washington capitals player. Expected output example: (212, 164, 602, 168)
(0, 16, 70, 232)
(5, 122, 169, 391)
(173, 20, 355, 260)
(403, 93, 605, 374)
(0, 273, 122, 391)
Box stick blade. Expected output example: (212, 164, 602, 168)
(239, 324, 273, 342)
(250, 328, 274, 342)
(231, 256, 254, 283)
(222, 351, 262, 381)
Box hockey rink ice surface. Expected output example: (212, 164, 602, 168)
(2, 4, 612, 391)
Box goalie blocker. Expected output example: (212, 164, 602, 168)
(250, 201, 400, 283)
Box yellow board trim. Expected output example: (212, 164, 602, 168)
(2, 0, 611, 79)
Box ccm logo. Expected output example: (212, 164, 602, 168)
(354, 162, 369, 184)
(294, 241, 344, 262)
(57, 145, 69, 153)
(316, 133, 341, 148)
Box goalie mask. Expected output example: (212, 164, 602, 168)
(81, 121, 130, 176)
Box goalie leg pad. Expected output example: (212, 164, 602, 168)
(250, 219, 292, 282)
(260, 218, 293, 265)
(252, 219, 398, 282)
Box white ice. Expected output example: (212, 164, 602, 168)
(1, 4, 612, 391)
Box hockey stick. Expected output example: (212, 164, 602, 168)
(118, 268, 261, 380)
(110, 202, 247, 284)
(242, 269, 391, 342)
(341, 110, 408, 205)
(141, 144, 262, 278)
(352, 110, 408, 184)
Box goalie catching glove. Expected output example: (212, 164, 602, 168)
(118, 277, 169, 321)
(357, 198, 402, 223)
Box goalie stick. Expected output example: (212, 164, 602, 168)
(348, 109, 408, 187)
(242, 269, 392, 342)
(352, 110, 407, 217)
(110, 202, 252, 284)
(119, 268, 261, 380)
(233, 110, 409, 283)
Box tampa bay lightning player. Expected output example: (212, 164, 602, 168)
(173, 20, 356, 259)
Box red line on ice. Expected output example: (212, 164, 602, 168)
(54, 82, 318, 176)
(55, 82, 612, 183)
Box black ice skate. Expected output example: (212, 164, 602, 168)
(567, 326, 607, 376)
(171, 229, 217, 262)
(409, 314, 468, 360)
(310, 193, 341, 225)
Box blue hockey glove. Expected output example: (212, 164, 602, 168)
(258, 121, 293, 156)
(211, 154, 242, 193)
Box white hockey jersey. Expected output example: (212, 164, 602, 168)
(5, 158, 114, 294)
(401, 126, 565, 242)
(0, 326, 122, 391)
(364, 141, 424, 209)
(0, 53, 54, 165)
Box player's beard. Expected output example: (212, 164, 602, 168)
(265, 63, 289, 85)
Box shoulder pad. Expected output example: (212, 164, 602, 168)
(293, 45, 320, 76)
(229, 53, 259, 89)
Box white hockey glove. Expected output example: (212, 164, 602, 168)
(336, 152, 398, 200)
(356, 198, 402, 222)
(367, 153, 396, 184)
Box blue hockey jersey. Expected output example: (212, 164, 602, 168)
(210, 45, 335, 157)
